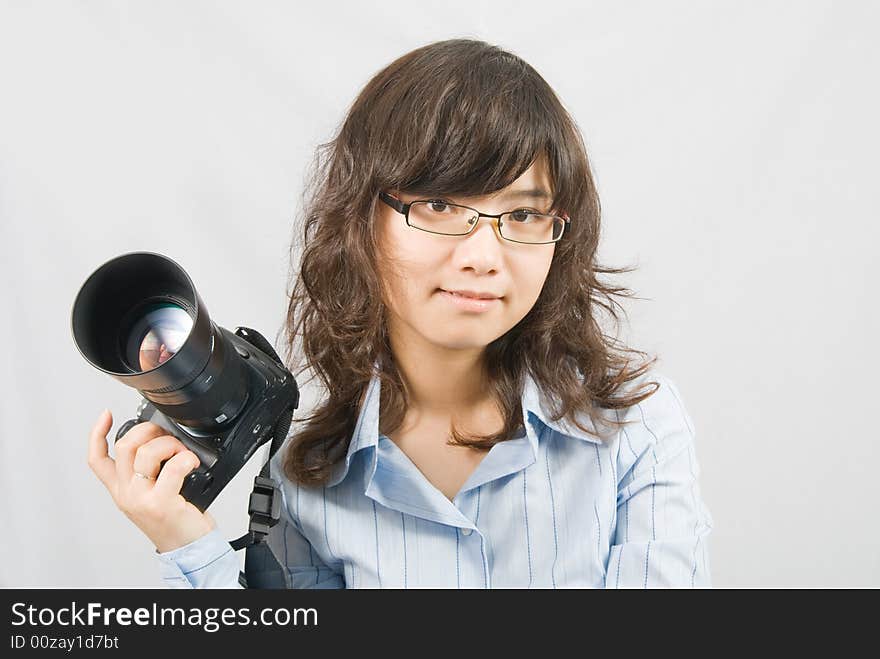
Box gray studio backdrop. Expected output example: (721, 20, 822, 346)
(1, 1, 877, 588)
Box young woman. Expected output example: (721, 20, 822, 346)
(88, 38, 713, 588)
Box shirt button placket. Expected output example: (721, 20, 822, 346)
(454, 492, 488, 586)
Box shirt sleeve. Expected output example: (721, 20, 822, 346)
(604, 372, 714, 588)
(155, 526, 243, 589)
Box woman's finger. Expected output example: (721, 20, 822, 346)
(131, 435, 191, 483)
(113, 421, 167, 483)
(153, 450, 201, 502)
(87, 409, 117, 492)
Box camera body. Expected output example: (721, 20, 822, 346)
(117, 325, 298, 512)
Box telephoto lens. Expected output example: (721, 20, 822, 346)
(71, 251, 298, 511)
(71, 252, 251, 430)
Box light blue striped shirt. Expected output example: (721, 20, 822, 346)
(156, 368, 713, 588)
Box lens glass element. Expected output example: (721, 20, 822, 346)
(125, 301, 193, 372)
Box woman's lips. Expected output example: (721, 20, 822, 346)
(437, 289, 501, 312)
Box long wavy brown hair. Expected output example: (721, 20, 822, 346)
(279, 38, 659, 488)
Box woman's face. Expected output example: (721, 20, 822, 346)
(376, 158, 557, 352)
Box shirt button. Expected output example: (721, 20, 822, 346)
(461, 528, 473, 536)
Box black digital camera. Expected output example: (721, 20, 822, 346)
(71, 251, 298, 587)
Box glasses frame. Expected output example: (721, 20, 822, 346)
(378, 191, 569, 245)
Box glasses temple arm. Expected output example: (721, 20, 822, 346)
(379, 191, 409, 214)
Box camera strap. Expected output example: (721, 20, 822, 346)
(229, 405, 294, 589)
(227, 326, 295, 589)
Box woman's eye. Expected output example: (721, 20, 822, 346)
(509, 209, 539, 222)
(427, 200, 452, 212)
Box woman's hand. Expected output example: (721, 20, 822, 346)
(87, 409, 217, 553)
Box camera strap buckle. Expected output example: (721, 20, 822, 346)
(247, 475, 282, 540)
(230, 475, 281, 551)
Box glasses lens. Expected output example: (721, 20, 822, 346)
(124, 301, 194, 372)
(408, 201, 476, 235)
(502, 211, 564, 243)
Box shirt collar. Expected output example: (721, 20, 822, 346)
(325, 364, 603, 488)
(520, 369, 605, 445)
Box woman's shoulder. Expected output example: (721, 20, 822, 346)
(605, 367, 696, 440)
(605, 367, 701, 478)
(612, 365, 687, 411)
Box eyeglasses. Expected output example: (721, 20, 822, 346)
(378, 191, 569, 244)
